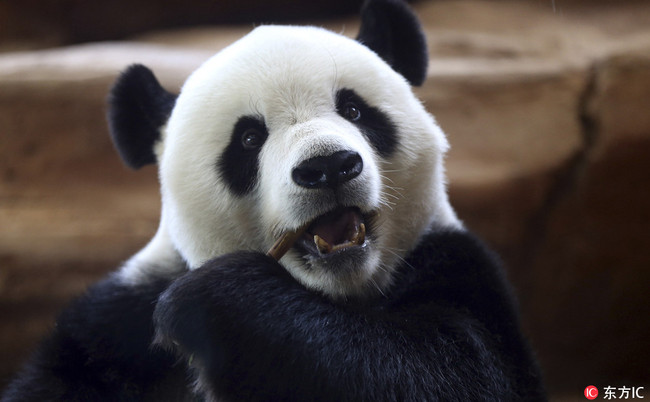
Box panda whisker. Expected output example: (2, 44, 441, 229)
(378, 200, 396, 210)
(374, 262, 392, 276)
(380, 176, 404, 191)
(380, 195, 397, 204)
(379, 173, 396, 183)
(382, 244, 408, 256)
(383, 247, 416, 271)
(384, 245, 408, 255)
(379, 162, 406, 172)
(377, 196, 396, 211)
(384, 184, 405, 192)
(381, 191, 401, 201)
(380, 187, 405, 204)
(381, 181, 405, 192)
(326, 47, 341, 97)
(368, 276, 387, 297)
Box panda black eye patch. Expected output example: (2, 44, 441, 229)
(218, 116, 268, 196)
(335, 88, 398, 158)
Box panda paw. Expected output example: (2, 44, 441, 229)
(152, 251, 298, 371)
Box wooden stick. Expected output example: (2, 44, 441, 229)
(266, 224, 308, 260)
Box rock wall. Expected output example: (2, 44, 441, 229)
(1, 0, 649, 397)
(0, 0, 366, 50)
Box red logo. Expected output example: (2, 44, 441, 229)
(585, 385, 599, 400)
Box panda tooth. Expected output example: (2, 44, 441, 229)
(313, 223, 366, 255)
(314, 235, 332, 254)
(358, 223, 366, 244)
(351, 223, 366, 245)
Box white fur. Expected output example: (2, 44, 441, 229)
(119, 25, 462, 297)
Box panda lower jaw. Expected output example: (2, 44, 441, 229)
(294, 207, 371, 259)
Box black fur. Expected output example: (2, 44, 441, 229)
(356, 0, 429, 86)
(218, 115, 269, 196)
(107, 64, 177, 169)
(2, 229, 545, 401)
(1, 275, 195, 402)
(336, 88, 398, 158)
(152, 229, 546, 401)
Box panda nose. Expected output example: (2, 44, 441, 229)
(292, 150, 363, 189)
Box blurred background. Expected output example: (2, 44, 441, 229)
(1, 0, 649, 399)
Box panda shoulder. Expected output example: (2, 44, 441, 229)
(397, 228, 515, 311)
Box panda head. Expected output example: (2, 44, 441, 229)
(108, 0, 460, 298)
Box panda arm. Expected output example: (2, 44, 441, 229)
(1, 275, 191, 402)
(154, 230, 545, 401)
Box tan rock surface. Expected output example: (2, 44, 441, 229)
(523, 41, 650, 390)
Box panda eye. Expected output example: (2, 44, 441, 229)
(342, 102, 361, 121)
(241, 128, 265, 150)
(336, 88, 397, 157)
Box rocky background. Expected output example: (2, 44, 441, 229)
(1, 0, 649, 399)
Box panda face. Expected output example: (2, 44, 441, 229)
(155, 25, 459, 298)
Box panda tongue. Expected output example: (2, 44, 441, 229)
(309, 209, 365, 254)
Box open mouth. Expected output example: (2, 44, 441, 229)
(296, 207, 369, 256)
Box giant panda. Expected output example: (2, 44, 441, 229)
(2, 0, 546, 400)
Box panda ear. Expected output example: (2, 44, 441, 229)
(107, 64, 177, 169)
(356, 0, 428, 86)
